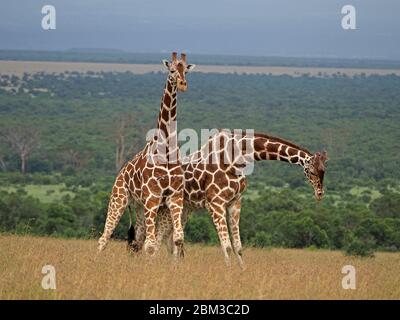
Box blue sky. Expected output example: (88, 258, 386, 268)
(1, 0, 399, 59)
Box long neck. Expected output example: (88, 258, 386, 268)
(156, 75, 177, 141)
(253, 134, 312, 168)
(150, 75, 179, 163)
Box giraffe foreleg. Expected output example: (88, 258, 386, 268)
(166, 191, 185, 258)
(227, 198, 245, 270)
(143, 196, 162, 256)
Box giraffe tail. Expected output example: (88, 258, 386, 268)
(127, 204, 135, 246)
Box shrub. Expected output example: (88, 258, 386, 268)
(251, 231, 272, 248)
(344, 233, 375, 257)
(185, 214, 218, 244)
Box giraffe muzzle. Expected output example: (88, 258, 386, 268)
(177, 81, 187, 92)
(315, 190, 324, 201)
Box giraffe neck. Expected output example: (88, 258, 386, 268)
(252, 133, 312, 168)
(150, 75, 178, 162)
(156, 75, 178, 142)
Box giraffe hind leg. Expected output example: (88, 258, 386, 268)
(155, 206, 188, 258)
(207, 202, 233, 267)
(143, 195, 162, 256)
(98, 184, 129, 252)
(167, 207, 190, 258)
(227, 199, 245, 270)
(155, 207, 172, 250)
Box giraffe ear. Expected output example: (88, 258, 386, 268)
(186, 64, 196, 72)
(321, 150, 329, 163)
(162, 60, 170, 69)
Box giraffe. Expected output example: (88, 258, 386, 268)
(98, 52, 196, 256)
(129, 129, 328, 267)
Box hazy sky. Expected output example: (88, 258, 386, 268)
(1, 0, 399, 59)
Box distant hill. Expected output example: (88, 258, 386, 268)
(1, 49, 400, 69)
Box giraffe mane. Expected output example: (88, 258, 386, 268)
(210, 129, 312, 155)
(254, 132, 312, 155)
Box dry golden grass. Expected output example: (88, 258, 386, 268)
(1, 60, 400, 77)
(0, 234, 399, 300)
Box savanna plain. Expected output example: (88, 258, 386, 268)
(1, 235, 399, 300)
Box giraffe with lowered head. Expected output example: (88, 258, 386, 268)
(129, 129, 328, 267)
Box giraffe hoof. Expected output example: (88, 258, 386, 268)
(127, 241, 141, 254)
(174, 239, 183, 247)
(179, 247, 185, 258)
(145, 245, 156, 256)
(173, 241, 185, 259)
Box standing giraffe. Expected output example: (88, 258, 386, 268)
(98, 52, 196, 256)
(129, 130, 328, 267)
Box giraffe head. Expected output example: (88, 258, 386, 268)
(304, 151, 328, 201)
(162, 52, 196, 92)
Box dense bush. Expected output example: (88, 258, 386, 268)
(1, 186, 400, 258)
(370, 192, 400, 218)
(343, 232, 376, 257)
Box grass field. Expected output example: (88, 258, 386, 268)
(1, 60, 400, 77)
(1, 235, 399, 299)
(0, 184, 76, 203)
